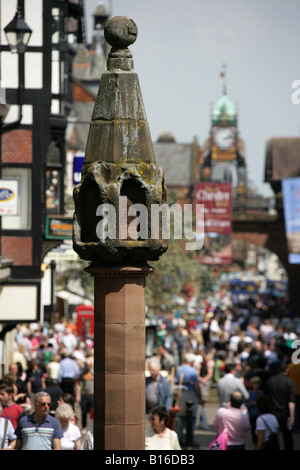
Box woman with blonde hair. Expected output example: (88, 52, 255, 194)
(55, 403, 81, 450)
(12, 344, 27, 372)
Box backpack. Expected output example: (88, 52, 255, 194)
(260, 417, 280, 450)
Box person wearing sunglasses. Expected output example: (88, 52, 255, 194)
(145, 406, 181, 450)
(14, 392, 63, 450)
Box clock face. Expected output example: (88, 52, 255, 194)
(214, 128, 235, 150)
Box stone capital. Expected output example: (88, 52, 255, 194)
(85, 263, 154, 278)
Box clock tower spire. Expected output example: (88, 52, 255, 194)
(220, 63, 227, 95)
(200, 70, 247, 210)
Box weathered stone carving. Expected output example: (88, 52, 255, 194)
(73, 16, 168, 264)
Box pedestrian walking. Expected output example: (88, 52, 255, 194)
(0, 416, 16, 449)
(145, 405, 181, 450)
(213, 390, 251, 450)
(42, 377, 63, 415)
(175, 353, 203, 447)
(264, 361, 295, 450)
(245, 376, 263, 445)
(76, 356, 94, 431)
(57, 351, 80, 396)
(55, 403, 81, 450)
(7, 362, 32, 410)
(15, 391, 63, 450)
(286, 361, 300, 432)
(255, 394, 280, 450)
(0, 383, 24, 430)
(146, 358, 173, 414)
(217, 363, 249, 407)
(46, 354, 61, 384)
(25, 358, 45, 402)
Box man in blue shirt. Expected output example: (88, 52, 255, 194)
(57, 351, 80, 396)
(15, 391, 63, 450)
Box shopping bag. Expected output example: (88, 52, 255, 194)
(209, 428, 228, 450)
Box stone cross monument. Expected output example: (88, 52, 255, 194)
(73, 16, 167, 450)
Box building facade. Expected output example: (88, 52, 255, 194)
(0, 0, 81, 328)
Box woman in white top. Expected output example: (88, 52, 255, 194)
(55, 403, 81, 450)
(255, 394, 279, 450)
(46, 354, 61, 382)
(145, 406, 181, 450)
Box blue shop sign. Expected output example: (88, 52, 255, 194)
(73, 154, 85, 185)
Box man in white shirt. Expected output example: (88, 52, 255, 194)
(61, 328, 78, 354)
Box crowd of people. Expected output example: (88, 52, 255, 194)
(0, 319, 94, 450)
(145, 293, 300, 450)
(1, 291, 300, 451)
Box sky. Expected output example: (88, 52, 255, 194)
(84, 0, 300, 196)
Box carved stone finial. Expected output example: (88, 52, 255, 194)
(104, 16, 138, 72)
(104, 16, 137, 49)
(73, 17, 168, 265)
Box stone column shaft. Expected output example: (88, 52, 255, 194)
(87, 265, 151, 450)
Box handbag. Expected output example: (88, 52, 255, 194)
(209, 412, 228, 450)
(260, 417, 280, 450)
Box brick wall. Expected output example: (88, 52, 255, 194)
(2, 129, 32, 163)
(1, 236, 32, 266)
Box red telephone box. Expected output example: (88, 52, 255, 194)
(76, 305, 94, 339)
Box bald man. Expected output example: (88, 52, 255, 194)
(213, 390, 251, 450)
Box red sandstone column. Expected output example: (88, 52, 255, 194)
(87, 265, 152, 450)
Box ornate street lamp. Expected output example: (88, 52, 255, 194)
(2, 0, 32, 130)
(4, 0, 32, 54)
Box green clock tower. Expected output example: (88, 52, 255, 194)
(201, 68, 247, 210)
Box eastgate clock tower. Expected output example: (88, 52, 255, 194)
(200, 71, 247, 210)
